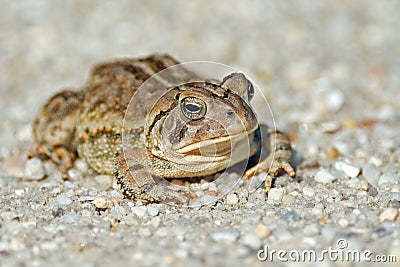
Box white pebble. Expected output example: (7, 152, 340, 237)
(379, 207, 399, 222)
(312, 79, 345, 113)
(131, 206, 147, 218)
(334, 161, 360, 178)
(155, 227, 169, 238)
(63, 213, 81, 224)
(67, 168, 82, 181)
(338, 218, 348, 227)
(78, 195, 96, 202)
(326, 89, 345, 112)
(0, 242, 9, 252)
(149, 217, 160, 228)
(211, 229, 241, 242)
(370, 156, 383, 167)
(242, 233, 262, 250)
(282, 194, 296, 204)
(23, 158, 45, 180)
(14, 189, 25, 196)
(363, 164, 381, 187)
(92, 196, 113, 209)
(378, 173, 399, 187)
(74, 159, 88, 173)
(314, 169, 336, 184)
(347, 178, 363, 189)
(109, 190, 124, 199)
(320, 121, 341, 133)
(268, 188, 285, 202)
(43, 161, 56, 176)
(302, 186, 315, 198)
(146, 205, 159, 217)
(254, 223, 271, 239)
(226, 193, 239, 205)
(303, 224, 319, 236)
(55, 194, 72, 206)
(64, 181, 76, 189)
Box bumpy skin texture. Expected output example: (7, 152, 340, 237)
(33, 54, 295, 204)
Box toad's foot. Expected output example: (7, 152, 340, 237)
(244, 129, 296, 193)
(114, 155, 196, 205)
(29, 144, 76, 179)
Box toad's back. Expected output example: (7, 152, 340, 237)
(34, 54, 195, 174)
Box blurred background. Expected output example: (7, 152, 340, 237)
(0, 0, 399, 152)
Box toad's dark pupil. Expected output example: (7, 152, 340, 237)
(185, 103, 201, 113)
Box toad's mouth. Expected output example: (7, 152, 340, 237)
(175, 126, 258, 162)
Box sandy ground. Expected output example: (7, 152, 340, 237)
(1, 1, 399, 266)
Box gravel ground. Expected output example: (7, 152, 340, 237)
(1, 1, 400, 266)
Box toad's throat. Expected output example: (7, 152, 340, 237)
(176, 127, 257, 157)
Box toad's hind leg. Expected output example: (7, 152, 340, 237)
(244, 127, 296, 193)
(31, 90, 83, 176)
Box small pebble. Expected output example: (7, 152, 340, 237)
(370, 156, 383, 167)
(268, 188, 285, 202)
(242, 233, 262, 250)
(110, 205, 126, 218)
(1, 211, 18, 221)
(302, 186, 315, 198)
(312, 79, 345, 113)
(363, 164, 381, 187)
(347, 178, 369, 190)
(78, 196, 96, 202)
(254, 223, 271, 239)
(282, 194, 296, 204)
(302, 237, 317, 247)
(147, 205, 159, 217)
(378, 173, 399, 186)
(211, 229, 241, 242)
(320, 121, 341, 133)
(131, 206, 147, 218)
(324, 146, 340, 160)
(338, 218, 349, 227)
(314, 169, 336, 184)
(155, 227, 169, 238)
(63, 213, 81, 224)
(92, 196, 113, 209)
(280, 211, 300, 222)
(95, 175, 113, 187)
(379, 207, 399, 222)
(334, 161, 360, 178)
(325, 89, 345, 112)
(109, 190, 124, 199)
(149, 217, 160, 228)
(14, 189, 24, 196)
(226, 193, 239, 205)
(55, 194, 72, 206)
(23, 158, 45, 180)
(67, 168, 83, 181)
(64, 181, 76, 189)
(303, 224, 319, 236)
(190, 194, 219, 207)
(43, 161, 56, 176)
(74, 159, 88, 173)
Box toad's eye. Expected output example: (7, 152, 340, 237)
(246, 80, 254, 101)
(180, 96, 207, 120)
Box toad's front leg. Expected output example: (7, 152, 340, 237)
(114, 154, 196, 205)
(244, 127, 296, 193)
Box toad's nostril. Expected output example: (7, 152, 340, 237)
(227, 110, 234, 116)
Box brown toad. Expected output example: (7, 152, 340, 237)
(32, 54, 295, 204)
